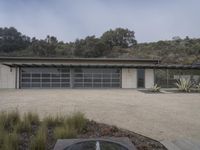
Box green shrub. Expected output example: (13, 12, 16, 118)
(176, 78, 192, 92)
(1, 132, 19, 150)
(0, 125, 6, 148)
(0, 110, 20, 131)
(196, 83, 200, 90)
(66, 112, 87, 133)
(149, 84, 161, 92)
(24, 112, 40, 125)
(43, 115, 65, 127)
(30, 126, 47, 150)
(15, 116, 31, 133)
(54, 125, 77, 139)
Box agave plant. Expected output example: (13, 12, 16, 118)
(196, 83, 200, 90)
(176, 78, 192, 92)
(150, 84, 161, 92)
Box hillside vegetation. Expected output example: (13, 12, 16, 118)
(0, 27, 200, 64)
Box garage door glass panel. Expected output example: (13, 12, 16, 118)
(73, 68, 121, 88)
(21, 67, 70, 88)
(21, 67, 121, 89)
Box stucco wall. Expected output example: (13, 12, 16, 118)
(0, 65, 16, 88)
(145, 69, 154, 88)
(122, 68, 137, 88)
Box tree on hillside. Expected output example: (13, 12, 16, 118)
(74, 36, 108, 57)
(101, 28, 137, 49)
(28, 36, 57, 56)
(0, 27, 30, 53)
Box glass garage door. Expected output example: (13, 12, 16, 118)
(20, 67, 121, 89)
(73, 68, 121, 88)
(20, 68, 70, 88)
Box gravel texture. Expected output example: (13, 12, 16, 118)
(0, 89, 200, 142)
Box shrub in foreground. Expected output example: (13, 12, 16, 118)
(30, 126, 47, 150)
(24, 112, 40, 125)
(54, 125, 77, 139)
(1, 132, 19, 150)
(15, 116, 31, 133)
(66, 112, 87, 132)
(0, 110, 20, 131)
(43, 114, 67, 127)
(0, 111, 87, 149)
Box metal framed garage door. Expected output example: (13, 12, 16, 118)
(20, 67, 121, 89)
(20, 67, 71, 88)
(73, 68, 121, 88)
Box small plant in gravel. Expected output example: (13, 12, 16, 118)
(30, 125, 47, 150)
(149, 84, 161, 92)
(176, 78, 192, 92)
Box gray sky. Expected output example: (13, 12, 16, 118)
(0, 0, 200, 43)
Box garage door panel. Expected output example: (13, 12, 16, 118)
(21, 67, 71, 89)
(20, 67, 121, 89)
(73, 68, 121, 88)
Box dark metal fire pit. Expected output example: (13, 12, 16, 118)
(54, 137, 137, 150)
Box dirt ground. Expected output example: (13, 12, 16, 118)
(0, 89, 199, 142)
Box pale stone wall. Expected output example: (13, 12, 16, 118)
(145, 69, 154, 88)
(122, 68, 137, 88)
(0, 65, 16, 88)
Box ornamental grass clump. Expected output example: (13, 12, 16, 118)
(1, 132, 19, 150)
(149, 84, 161, 92)
(196, 83, 200, 91)
(0, 110, 20, 131)
(54, 125, 77, 139)
(0, 111, 87, 149)
(30, 125, 47, 150)
(176, 78, 192, 92)
(66, 112, 87, 133)
(15, 113, 34, 133)
(43, 115, 65, 127)
(24, 112, 40, 125)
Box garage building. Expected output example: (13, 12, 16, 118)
(0, 57, 199, 89)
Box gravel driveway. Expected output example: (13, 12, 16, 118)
(0, 89, 200, 142)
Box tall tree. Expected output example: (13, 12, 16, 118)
(101, 28, 137, 49)
(0, 27, 30, 53)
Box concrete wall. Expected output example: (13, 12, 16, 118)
(122, 68, 137, 88)
(145, 69, 154, 88)
(0, 64, 16, 88)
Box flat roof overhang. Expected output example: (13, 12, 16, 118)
(0, 57, 160, 64)
(3, 63, 200, 70)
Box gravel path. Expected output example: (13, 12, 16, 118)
(0, 89, 200, 142)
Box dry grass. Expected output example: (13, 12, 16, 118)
(0, 110, 20, 131)
(24, 112, 40, 125)
(0, 111, 87, 149)
(30, 125, 47, 150)
(43, 115, 65, 127)
(66, 112, 87, 132)
(54, 125, 77, 139)
(1, 132, 19, 150)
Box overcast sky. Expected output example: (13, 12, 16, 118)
(0, 0, 199, 43)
